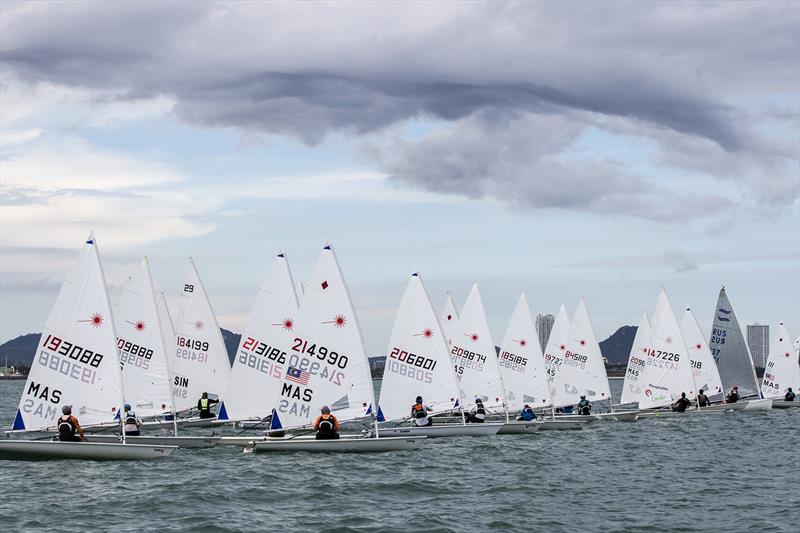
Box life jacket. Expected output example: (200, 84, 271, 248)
(785, 392, 796, 401)
(124, 412, 137, 425)
(697, 394, 709, 406)
(58, 415, 76, 438)
(727, 391, 739, 403)
(317, 414, 337, 434)
(520, 408, 535, 421)
(474, 404, 485, 420)
(412, 403, 427, 419)
(199, 398, 210, 411)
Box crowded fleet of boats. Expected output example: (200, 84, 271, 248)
(1, 234, 797, 460)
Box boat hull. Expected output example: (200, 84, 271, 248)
(638, 409, 726, 419)
(0, 440, 177, 460)
(537, 419, 586, 430)
(497, 421, 541, 434)
(701, 398, 773, 412)
(86, 435, 219, 448)
(378, 423, 502, 438)
(771, 399, 800, 409)
(252, 435, 425, 453)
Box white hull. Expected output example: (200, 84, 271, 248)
(770, 399, 800, 409)
(638, 408, 726, 419)
(378, 423, 502, 438)
(497, 421, 541, 434)
(86, 435, 219, 448)
(597, 411, 639, 421)
(700, 398, 772, 412)
(537, 419, 585, 430)
(742, 398, 772, 411)
(252, 435, 425, 453)
(0, 440, 177, 460)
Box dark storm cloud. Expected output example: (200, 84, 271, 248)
(1, 1, 797, 218)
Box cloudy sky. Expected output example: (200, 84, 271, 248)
(1, 1, 798, 353)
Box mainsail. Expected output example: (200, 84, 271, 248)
(680, 308, 724, 399)
(497, 293, 551, 411)
(551, 299, 611, 407)
(760, 323, 799, 399)
(13, 233, 123, 430)
(543, 305, 570, 406)
(450, 284, 505, 410)
(114, 258, 174, 418)
(271, 245, 375, 429)
(219, 251, 299, 421)
(709, 287, 760, 398)
(377, 273, 462, 422)
(440, 293, 460, 349)
(171, 258, 231, 411)
(620, 313, 652, 405)
(639, 289, 696, 409)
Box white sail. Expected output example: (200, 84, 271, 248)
(13, 233, 123, 431)
(450, 284, 505, 410)
(497, 293, 551, 411)
(680, 308, 724, 399)
(271, 245, 375, 429)
(639, 289, 696, 409)
(158, 291, 175, 358)
(761, 323, 799, 399)
(543, 305, 570, 405)
(219, 251, 299, 421)
(171, 258, 231, 411)
(440, 293, 460, 348)
(377, 273, 462, 422)
(114, 258, 174, 418)
(620, 313, 652, 405)
(551, 299, 611, 407)
(709, 287, 760, 398)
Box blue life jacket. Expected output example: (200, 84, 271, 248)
(519, 408, 535, 421)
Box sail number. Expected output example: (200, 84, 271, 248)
(291, 338, 348, 369)
(644, 348, 681, 362)
(118, 337, 153, 370)
(499, 351, 527, 372)
(389, 347, 437, 370)
(42, 334, 104, 368)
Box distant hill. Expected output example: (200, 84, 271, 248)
(0, 329, 243, 367)
(1, 326, 638, 370)
(599, 326, 637, 364)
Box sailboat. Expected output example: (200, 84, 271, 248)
(708, 287, 771, 411)
(88, 258, 218, 448)
(0, 234, 177, 459)
(251, 245, 424, 452)
(170, 258, 232, 424)
(761, 323, 799, 409)
(620, 313, 652, 407)
(376, 273, 500, 437)
(680, 307, 724, 402)
(549, 299, 632, 421)
(540, 305, 589, 429)
(217, 250, 300, 427)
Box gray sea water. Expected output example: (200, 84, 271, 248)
(1, 378, 798, 533)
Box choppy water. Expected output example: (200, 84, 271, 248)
(1, 378, 798, 533)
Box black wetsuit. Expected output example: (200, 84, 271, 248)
(785, 391, 796, 401)
(726, 390, 739, 403)
(577, 400, 592, 415)
(198, 397, 219, 419)
(672, 397, 691, 412)
(697, 394, 710, 407)
(57, 416, 82, 442)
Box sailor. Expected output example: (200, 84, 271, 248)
(466, 398, 486, 423)
(57, 405, 86, 442)
(516, 404, 536, 421)
(556, 405, 573, 414)
(197, 392, 219, 419)
(696, 389, 711, 407)
(314, 406, 340, 440)
(576, 395, 592, 415)
(122, 403, 141, 436)
(785, 388, 796, 401)
(726, 385, 740, 404)
(671, 392, 692, 412)
(410, 396, 433, 427)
